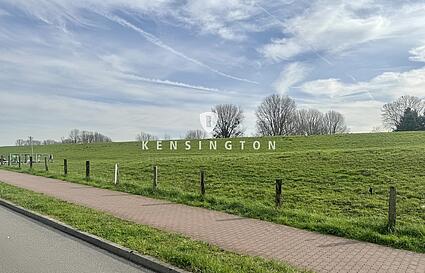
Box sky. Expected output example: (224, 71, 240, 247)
(1, 0, 425, 145)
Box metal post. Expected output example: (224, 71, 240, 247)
(18, 155, 21, 169)
(29, 156, 33, 169)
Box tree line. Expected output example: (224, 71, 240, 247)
(382, 95, 425, 131)
(138, 94, 348, 141)
(15, 129, 112, 146)
(204, 94, 347, 138)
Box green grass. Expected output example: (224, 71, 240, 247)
(1, 132, 425, 252)
(0, 182, 306, 273)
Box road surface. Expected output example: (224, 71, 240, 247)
(0, 205, 154, 273)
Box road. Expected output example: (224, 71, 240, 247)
(0, 205, 154, 273)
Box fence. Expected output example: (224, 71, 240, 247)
(0, 157, 400, 232)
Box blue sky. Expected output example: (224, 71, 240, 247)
(1, 0, 425, 145)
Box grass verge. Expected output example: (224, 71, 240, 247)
(0, 182, 308, 273)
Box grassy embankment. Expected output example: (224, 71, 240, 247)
(1, 132, 425, 252)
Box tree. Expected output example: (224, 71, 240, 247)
(323, 110, 348, 134)
(295, 109, 325, 136)
(256, 95, 297, 136)
(63, 129, 111, 144)
(396, 108, 420, 131)
(69, 129, 80, 144)
(212, 104, 244, 138)
(43, 139, 60, 145)
(136, 131, 157, 141)
(418, 115, 425, 130)
(185, 129, 207, 140)
(382, 95, 425, 129)
(15, 139, 25, 146)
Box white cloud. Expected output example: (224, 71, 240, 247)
(180, 0, 260, 41)
(273, 62, 310, 94)
(409, 45, 425, 63)
(299, 66, 425, 100)
(260, 0, 425, 61)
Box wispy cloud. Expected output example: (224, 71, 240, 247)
(409, 45, 425, 63)
(100, 12, 258, 84)
(1, 0, 425, 144)
(274, 62, 310, 94)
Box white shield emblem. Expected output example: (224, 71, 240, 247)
(200, 112, 218, 134)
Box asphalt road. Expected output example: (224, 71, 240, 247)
(0, 206, 154, 273)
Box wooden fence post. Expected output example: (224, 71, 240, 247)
(200, 169, 206, 196)
(44, 157, 48, 172)
(275, 179, 283, 208)
(388, 186, 397, 232)
(64, 159, 68, 176)
(29, 156, 33, 169)
(7, 154, 10, 166)
(153, 165, 158, 190)
(114, 164, 119, 185)
(85, 161, 90, 180)
(18, 155, 21, 169)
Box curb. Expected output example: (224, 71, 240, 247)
(0, 198, 189, 273)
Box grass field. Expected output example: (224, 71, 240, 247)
(1, 132, 425, 252)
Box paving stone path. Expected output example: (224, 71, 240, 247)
(0, 170, 424, 273)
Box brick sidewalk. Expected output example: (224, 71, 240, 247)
(0, 170, 424, 273)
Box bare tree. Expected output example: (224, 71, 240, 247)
(212, 104, 244, 138)
(295, 109, 325, 136)
(323, 110, 348, 134)
(382, 95, 425, 129)
(69, 129, 80, 144)
(43, 139, 60, 145)
(136, 131, 158, 141)
(15, 139, 25, 146)
(256, 94, 297, 136)
(185, 129, 207, 140)
(64, 130, 111, 144)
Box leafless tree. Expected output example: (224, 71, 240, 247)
(43, 139, 60, 145)
(323, 110, 348, 134)
(212, 104, 244, 138)
(185, 129, 207, 140)
(382, 95, 425, 129)
(69, 129, 80, 144)
(15, 139, 25, 146)
(15, 138, 42, 146)
(295, 109, 326, 136)
(63, 130, 111, 144)
(136, 131, 158, 141)
(256, 94, 297, 136)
